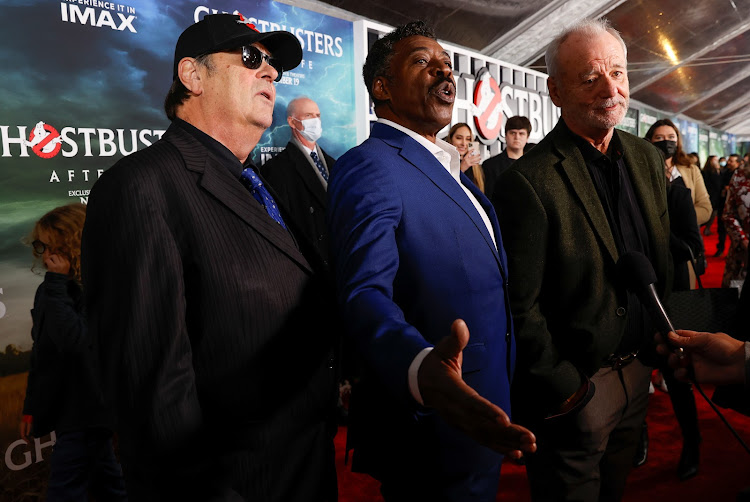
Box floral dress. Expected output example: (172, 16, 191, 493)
(721, 168, 750, 287)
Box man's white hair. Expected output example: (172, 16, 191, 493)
(545, 18, 627, 79)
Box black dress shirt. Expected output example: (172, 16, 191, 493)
(568, 123, 654, 356)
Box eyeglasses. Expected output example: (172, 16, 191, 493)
(242, 45, 283, 82)
(31, 240, 49, 255)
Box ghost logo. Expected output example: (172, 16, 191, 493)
(26, 121, 62, 159)
(236, 13, 260, 33)
(473, 68, 503, 141)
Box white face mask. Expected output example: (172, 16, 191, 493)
(294, 117, 322, 143)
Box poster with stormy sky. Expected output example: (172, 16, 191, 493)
(0, 0, 356, 355)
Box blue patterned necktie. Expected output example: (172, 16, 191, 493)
(310, 150, 329, 182)
(240, 167, 287, 229)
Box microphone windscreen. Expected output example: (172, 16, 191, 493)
(616, 250, 657, 291)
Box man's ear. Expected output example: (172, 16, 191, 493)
(287, 115, 296, 129)
(178, 57, 203, 96)
(372, 76, 391, 103)
(547, 76, 561, 107)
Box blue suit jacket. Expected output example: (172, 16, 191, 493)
(327, 122, 515, 475)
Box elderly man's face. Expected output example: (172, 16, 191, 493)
(549, 30, 629, 138)
(374, 35, 455, 138)
(199, 43, 278, 131)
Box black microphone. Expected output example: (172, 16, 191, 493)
(616, 251, 683, 356)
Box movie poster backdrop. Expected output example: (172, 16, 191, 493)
(0, 0, 354, 494)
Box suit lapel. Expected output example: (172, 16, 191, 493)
(286, 142, 327, 206)
(551, 124, 619, 264)
(620, 133, 665, 252)
(165, 126, 312, 274)
(462, 175, 507, 279)
(373, 123, 502, 267)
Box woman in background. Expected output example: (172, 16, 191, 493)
(646, 119, 712, 227)
(635, 126, 705, 481)
(20, 203, 127, 501)
(447, 122, 485, 193)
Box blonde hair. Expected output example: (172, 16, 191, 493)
(448, 123, 486, 193)
(28, 203, 87, 282)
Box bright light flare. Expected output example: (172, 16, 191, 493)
(661, 38, 679, 65)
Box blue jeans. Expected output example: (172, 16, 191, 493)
(47, 428, 127, 501)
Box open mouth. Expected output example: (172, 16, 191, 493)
(259, 90, 273, 101)
(433, 80, 455, 103)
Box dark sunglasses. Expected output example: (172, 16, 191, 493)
(32, 240, 49, 255)
(242, 45, 283, 82)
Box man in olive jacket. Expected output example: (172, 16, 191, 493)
(492, 18, 671, 502)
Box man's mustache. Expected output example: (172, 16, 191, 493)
(595, 98, 627, 109)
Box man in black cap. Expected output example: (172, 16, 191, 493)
(82, 14, 338, 501)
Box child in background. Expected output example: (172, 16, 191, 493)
(20, 203, 127, 501)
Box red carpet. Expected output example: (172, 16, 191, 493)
(335, 381, 750, 501)
(335, 388, 750, 501)
(335, 219, 750, 501)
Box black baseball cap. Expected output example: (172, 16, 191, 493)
(173, 13, 303, 80)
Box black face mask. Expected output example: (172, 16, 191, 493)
(653, 140, 678, 159)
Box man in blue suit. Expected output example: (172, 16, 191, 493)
(327, 21, 536, 501)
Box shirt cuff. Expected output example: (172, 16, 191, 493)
(408, 347, 433, 405)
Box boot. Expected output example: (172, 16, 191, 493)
(633, 421, 648, 467)
(677, 439, 700, 481)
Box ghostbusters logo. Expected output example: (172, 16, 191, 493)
(26, 121, 62, 159)
(472, 68, 503, 141)
(236, 13, 260, 32)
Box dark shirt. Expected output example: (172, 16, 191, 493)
(568, 122, 653, 356)
(483, 150, 516, 200)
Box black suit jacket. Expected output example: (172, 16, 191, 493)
(82, 123, 337, 501)
(23, 273, 107, 437)
(261, 141, 335, 267)
(493, 121, 671, 421)
(667, 182, 703, 291)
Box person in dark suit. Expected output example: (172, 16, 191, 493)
(702, 155, 724, 235)
(327, 20, 536, 502)
(492, 18, 671, 502)
(260, 96, 336, 266)
(482, 115, 531, 199)
(81, 14, 337, 501)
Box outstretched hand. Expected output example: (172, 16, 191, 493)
(656, 330, 745, 385)
(418, 319, 536, 458)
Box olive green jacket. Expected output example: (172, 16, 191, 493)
(493, 120, 671, 420)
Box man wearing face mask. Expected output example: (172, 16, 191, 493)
(261, 96, 337, 266)
(704, 155, 726, 236)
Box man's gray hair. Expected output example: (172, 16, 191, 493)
(286, 96, 313, 118)
(545, 18, 627, 79)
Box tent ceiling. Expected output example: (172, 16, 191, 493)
(295, 0, 750, 138)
